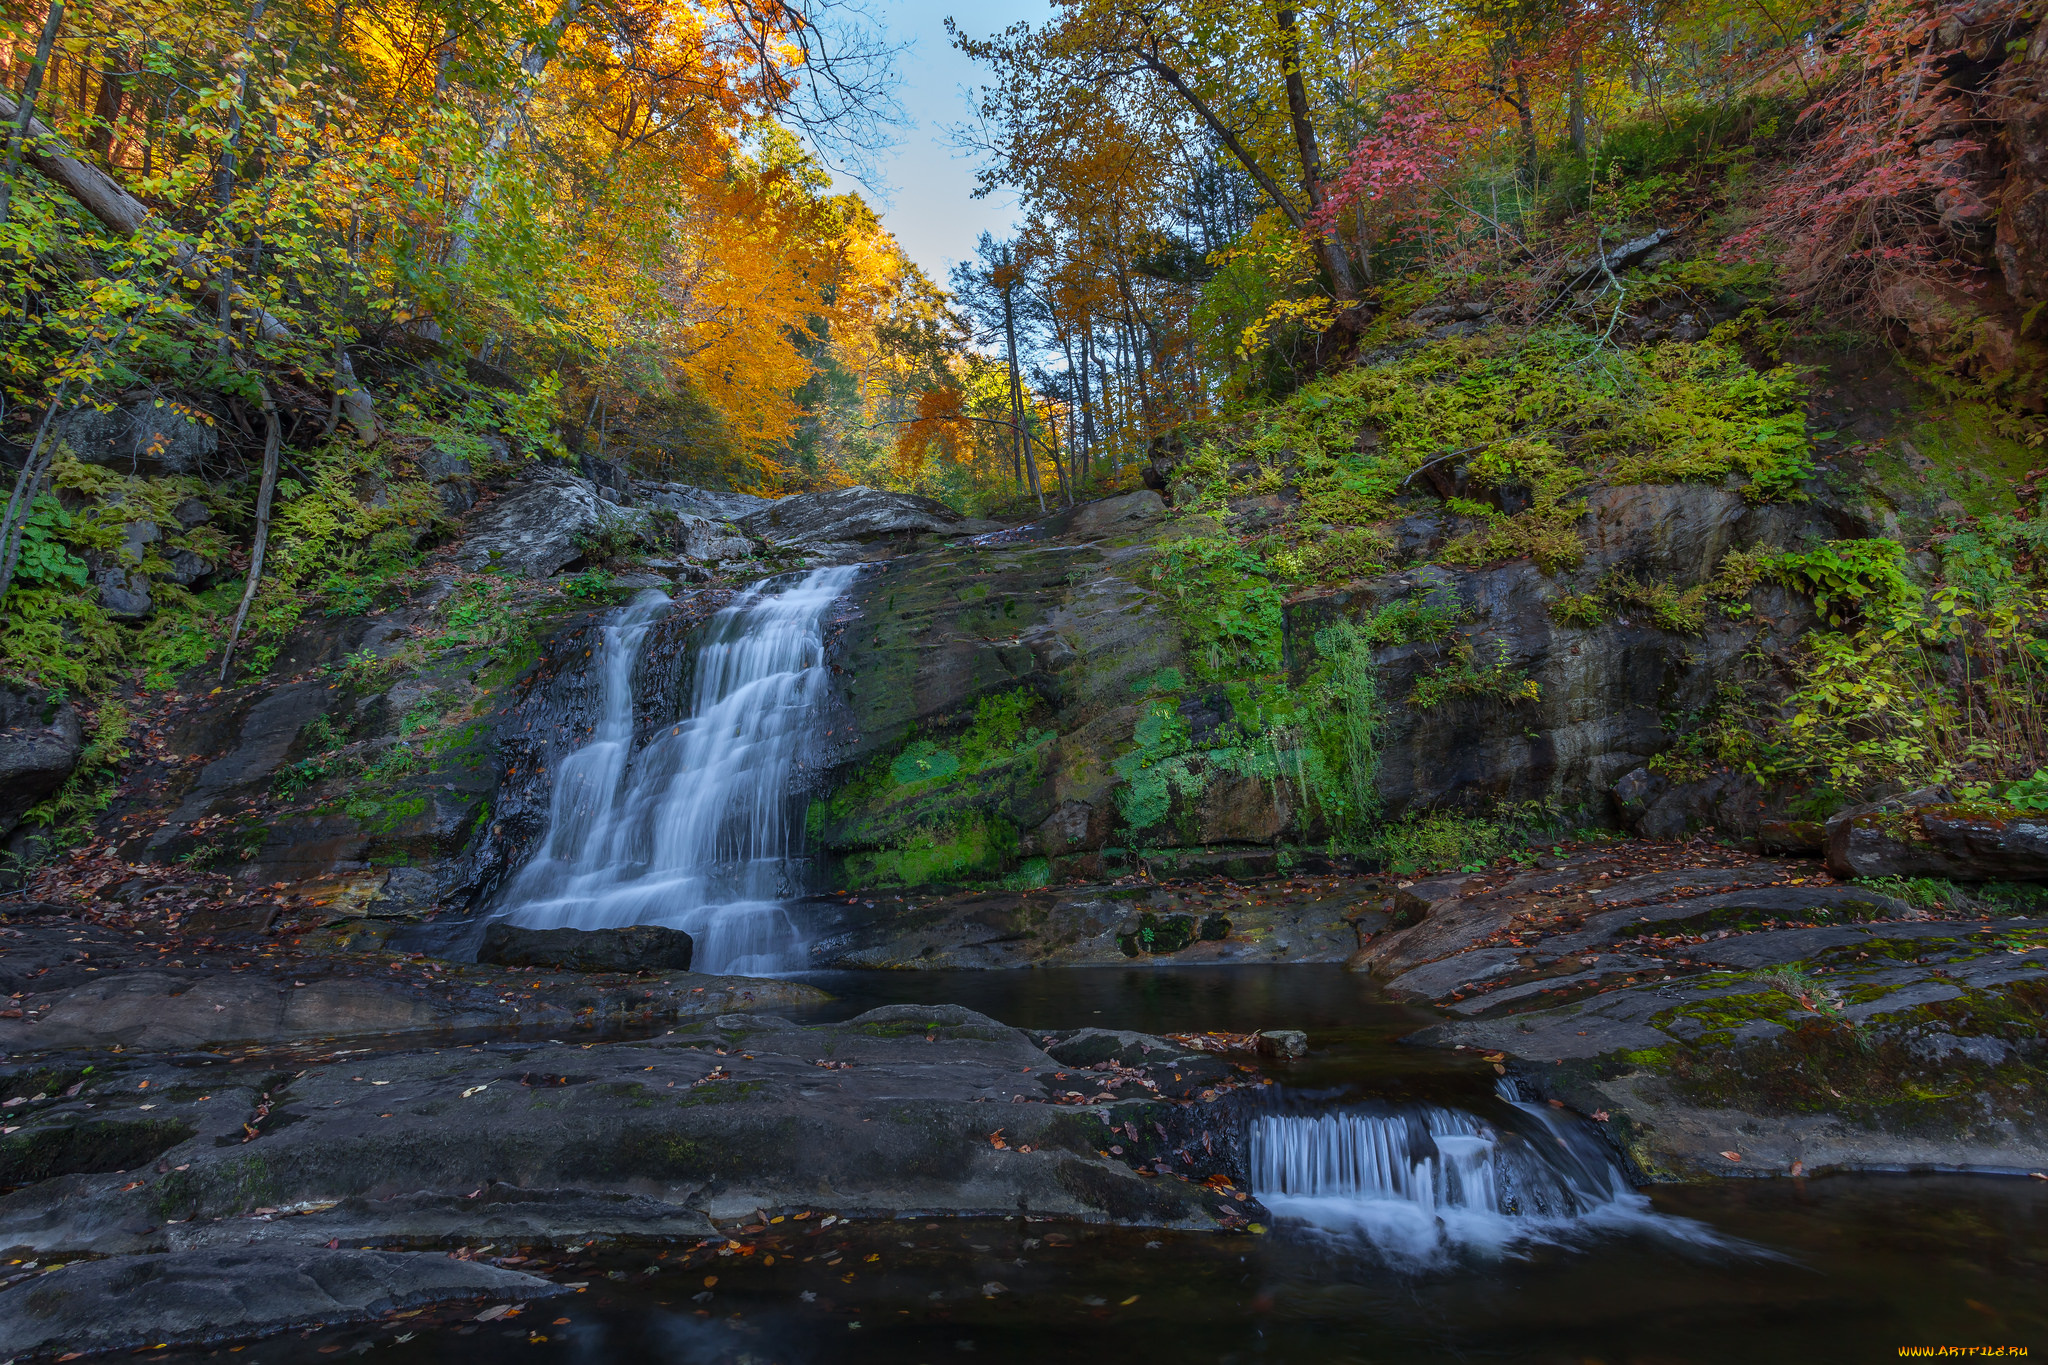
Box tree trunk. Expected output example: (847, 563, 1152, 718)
(1513, 69, 1538, 184)
(1569, 53, 1588, 157)
(216, 0, 264, 357)
(0, 0, 65, 228)
(998, 251, 1043, 511)
(446, 0, 583, 269)
(1274, 5, 1357, 300)
(1078, 327, 1096, 488)
(220, 378, 282, 680)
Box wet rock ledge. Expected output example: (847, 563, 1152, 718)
(0, 1005, 1262, 1264)
(1343, 847, 2048, 1178)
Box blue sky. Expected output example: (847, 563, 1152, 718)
(826, 0, 1051, 284)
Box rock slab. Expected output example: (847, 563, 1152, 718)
(0, 1248, 562, 1357)
(478, 922, 695, 972)
(454, 469, 653, 578)
(739, 485, 963, 556)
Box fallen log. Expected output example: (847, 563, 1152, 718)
(0, 92, 377, 437)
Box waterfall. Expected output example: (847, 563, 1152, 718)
(1248, 1085, 1743, 1263)
(492, 567, 859, 973)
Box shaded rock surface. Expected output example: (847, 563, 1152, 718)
(479, 922, 694, 973)
(638, 481, 771, 522)
(454, 468, 652, 577)
(0, 911, 817, 1052)
(0, 1005, 1261, 1255)
(54, 400, 219, 477)
(1827, 795, 2048, 881)
(0, 689, 82, 841)
(805, 874, 1384, 969)
(0, 1247, 562, 1357)
(810, 482, 1837, 889)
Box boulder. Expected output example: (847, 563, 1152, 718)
(0, 688, 82, 838)
(677, 512, 754, 563)
(93, 564, 152, 619)
(1257, 1028, 1308, 1058)
(415, 433, 491, 513)
(479, 922, 695, 972)
(117, 518, 160, 562)
(53, 400, 219, 477)
(161, 547, 214, 587)
(1612, 764, 1773, 840)
(1828, 794, 2048, 881)
(738, 485, 964, 556)
(0, 1248, 563, 1358)
(639, 481, 772, 522)
(454, 468, 653, 577)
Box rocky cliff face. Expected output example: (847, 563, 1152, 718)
(804, 342, 2038, 889)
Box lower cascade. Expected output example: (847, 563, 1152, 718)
(1248, 1085, 1735, 1263)
(492, 566, 860, 972)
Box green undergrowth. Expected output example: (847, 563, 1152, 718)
(1667, 515, 2048, 795)
(1170, 324, 1815, 585)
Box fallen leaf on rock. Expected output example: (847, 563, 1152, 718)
(1721, 1151, 1742, 1161)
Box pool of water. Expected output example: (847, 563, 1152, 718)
(171, 966, 2048, 1362)
(182, 1176, 2047, 1364)
(788, 965, 1468, 1093)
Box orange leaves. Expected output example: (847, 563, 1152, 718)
(894, 386, 970, 478)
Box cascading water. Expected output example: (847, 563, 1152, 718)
(491, 566, 860, 973)
(1248, 1082, 1743, 1264)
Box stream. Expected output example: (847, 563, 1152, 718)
(330, 578, 2048, 1363)
(150, 964, 2042, 1365)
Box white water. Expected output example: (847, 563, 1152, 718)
(1249, 1085, 1749, 1264)
(493, 567, 859, 973)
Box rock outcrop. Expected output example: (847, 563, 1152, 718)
(1338, 845, 2048, 1177)
(53, 399, 220, 477)
(454, 468, 653, 577)
(0, 1248, 563, 1358)
(639, 481, 771, 522)
(806, 479, 1833, 886)
(739, 485, 967, 561)
(0, 688, 82, 842)
(1827, 794, 2048, 880)
(0, 910, 816, 1051)
(0, 1005, 1259, 1256)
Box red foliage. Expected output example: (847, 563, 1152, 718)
(1722, 0, 2020, 305)
(1311, 91, 1483, 241)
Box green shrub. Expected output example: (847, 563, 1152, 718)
(1410, 639, 1539, 708)
(1150, 535, 1285, 676)
(1772, 538, 1920, 627)
(1372, 810, 1517, 874)
(1549, 590, 1608, 627)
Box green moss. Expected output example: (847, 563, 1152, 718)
(340, 793, 429, 833)
(1872, 402, 2043, 520)
(1148, 535, 1285, 678)
(841, 811, 1020, 888)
